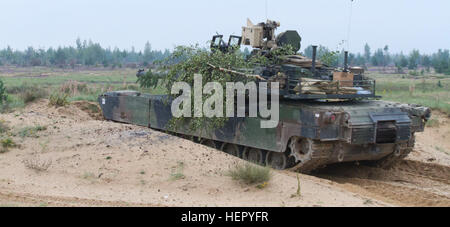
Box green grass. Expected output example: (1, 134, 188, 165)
(370, 73, 450, 114)
(0, 67, 169, 111)
(228, 163, 272, 185)
(0, 68, 138, 87)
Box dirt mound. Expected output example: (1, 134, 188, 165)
(0, 100, 379, 207)
(19, 99, 94, 122)
(72, 101, 103, 120)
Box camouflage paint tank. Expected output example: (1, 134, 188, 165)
(99, 91, 430, 172)
(98, 19, 431, 172)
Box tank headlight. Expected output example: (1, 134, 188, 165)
(324, 112, 337, 124)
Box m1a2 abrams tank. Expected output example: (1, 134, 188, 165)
(99, 19, 431, 173)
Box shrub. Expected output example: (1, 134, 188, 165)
(228, 163, 271, 185)
(60, 80, 88, 95)
(0, 79, 7, 104)
(22, 157, 52, 172)
(49, 93, 69, 107)
(17, 85, 48, 104)
(1, 138, 15, 148)
(1, 138, 16, 153)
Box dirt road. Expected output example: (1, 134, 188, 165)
(0, 100, 449, 207)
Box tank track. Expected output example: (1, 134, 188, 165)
(289, 158, 330, 174)
(288, 140, 334, 174)
(371, 134, 415, 169)
(170, 131, 413, 173)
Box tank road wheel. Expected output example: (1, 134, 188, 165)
(266, 151, 288, 170)
(288, 138, 331, 174)
(289, 138, 314, 164)
(243, 148, 265, 165)
(222, 144, 240, 157)
(201, 139, 217, 149)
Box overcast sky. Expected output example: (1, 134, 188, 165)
(0, 0, 448, 54)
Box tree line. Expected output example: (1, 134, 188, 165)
(0, 38, 171, 68)
(0, 39, 449, 75)
(303, 44, 450, 75)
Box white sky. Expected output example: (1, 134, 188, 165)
(0, 0, 449, 54)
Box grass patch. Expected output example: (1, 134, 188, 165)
(0, 204, 18, 207)
(83, 172, 97, 180)
(18, 125, 47, 138)
(228, 163, 272, 185)
(14, 85, 48, 104)
(170, 161, 186, 180)
(435, 146, 449, 155)
(426, 118, 440, 128)
(0, 95, 26, 113)
(0, 68, 138, 87)
(81, 172, 100, 183)
(0, 120, 9, 133)
(69, 94, 100, 102)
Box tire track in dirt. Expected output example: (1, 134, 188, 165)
(394, 160, 450, 185)
(0, 190, 163, 207)
(312, 160, 450, 207)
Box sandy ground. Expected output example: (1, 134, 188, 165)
(0, 100, 449, 207)
(411, 111, 450, 166)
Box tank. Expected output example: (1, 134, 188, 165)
(98, 19, 431, 173)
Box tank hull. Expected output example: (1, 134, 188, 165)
(99, 91, 430, 172)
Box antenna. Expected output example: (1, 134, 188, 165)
(346, 0, 354, 51)
(265, 0, 268, 20)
